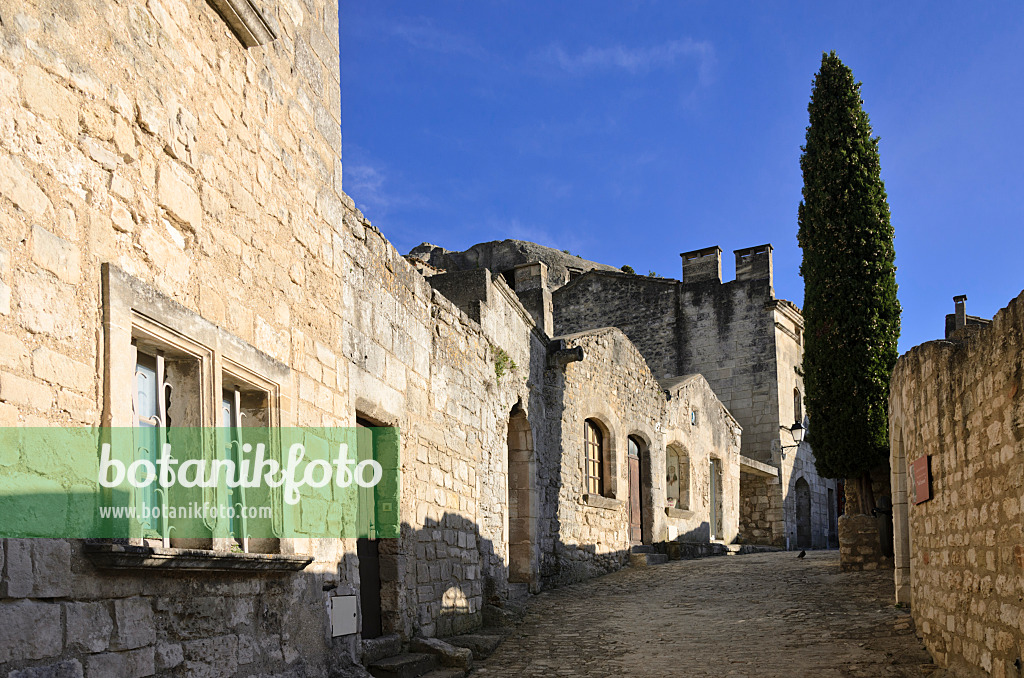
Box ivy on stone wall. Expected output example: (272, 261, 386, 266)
(797, 52, 901, 490)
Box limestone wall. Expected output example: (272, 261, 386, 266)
(739, 471, 784, 546)
(552, 272, 681, 379)
(0, 0, 545, 671)
(540, 329, 741, 586)
(660, 374, 742, 546)
(889, 289, 1024, 677)
(678, 278, 778, 463)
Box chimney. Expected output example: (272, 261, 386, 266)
(734, 244, 774, 286)
(954, 295, 967, 331)
(680, 246, 722, 284)
(512, 261, 553, 336)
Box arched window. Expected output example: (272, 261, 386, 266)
(666, 445, 690, 510)
(584, 419, 604, 495)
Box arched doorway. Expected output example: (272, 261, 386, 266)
(795, 477, 812, 549)
(507, 407, 539, 592)
(627, 436, 646, 545)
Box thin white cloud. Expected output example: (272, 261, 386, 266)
(542, 38, 716, 85)
(389, 19, 488, 59)
(481, 216, 592, 255)
(344, 162, 433, 218)
(345, 164, 388, 210)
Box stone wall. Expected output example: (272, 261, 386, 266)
(739, 471, 784, 546)
(547, 248, 838, 549)
(678, 277, 778, 464)
(889, 288, 1024, 677)
(540, 329, 742, 586)
(0, 0, 548, 671)
(553, 273, 681, 379)
(0, 3, 751, 673)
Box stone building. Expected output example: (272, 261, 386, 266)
(0, 0, 743, 675)
(412, 240, 839, 550)
(889, 293, 1024, 677)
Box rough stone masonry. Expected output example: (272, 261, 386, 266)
(889, 292, 1024, 678)
(0, 1, 751, 676)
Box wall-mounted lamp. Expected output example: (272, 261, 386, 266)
(778, 421, 804, 459)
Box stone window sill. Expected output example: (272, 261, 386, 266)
(665, 507, 695, 520)
(84, 543, 312, 572)
(582, 494, 623, 511)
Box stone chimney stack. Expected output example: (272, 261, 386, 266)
(954, 295, 967, 331)
(513, 261, 553, 336)
(734, 244, 774, 285)
(680, 246, 722, 284)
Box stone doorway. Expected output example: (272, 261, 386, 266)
(795, 477, 812, 549)
(355, 415, 401, 638)
(709, 457, 723, 540)
(507, 406, 539, 592)
(627, 436, 644, 545)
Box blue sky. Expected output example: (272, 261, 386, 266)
(340, 2, 1024, 353)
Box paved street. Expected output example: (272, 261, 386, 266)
(473, 551, 941, 677)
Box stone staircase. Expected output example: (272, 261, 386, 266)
(367, 653, 461, 678)
(628, 544, 668, 567)
(364, 631, 505, 678)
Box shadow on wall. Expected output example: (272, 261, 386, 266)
(534, 350, 636, 589)
(0, 531, 374, 677)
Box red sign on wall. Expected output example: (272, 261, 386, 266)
(912, 455, 931, 505)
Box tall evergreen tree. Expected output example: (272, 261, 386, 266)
(797, 52, 901, 513)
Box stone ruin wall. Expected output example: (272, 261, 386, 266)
(889, 289, 1024, 677)
(659, 373, 742, 546)
(410, 239, 618, 295)
(553, 273, 681, 379)
(541, 329, 742, 586)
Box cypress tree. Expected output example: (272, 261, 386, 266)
(797, 52, 901, 513)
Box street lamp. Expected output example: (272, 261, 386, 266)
(778, 421, 804, 460)
(789, 421, 804, 445)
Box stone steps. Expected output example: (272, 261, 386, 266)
(445, 633, 505, 660)
(419, 670, 466, 678)
(367, 653, 439, 678)
(629, 545, 668, 567)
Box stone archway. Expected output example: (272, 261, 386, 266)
(507, 407, 539, 592)
(795, 477, 812, 549)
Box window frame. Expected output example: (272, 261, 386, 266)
(102, 264, 292, 554)
(584, 419, 604, 496)
(667, 444, 691, 511)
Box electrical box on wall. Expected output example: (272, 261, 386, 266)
(331, 595, 357, 637)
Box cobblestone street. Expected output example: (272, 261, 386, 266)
(473, 551, 940, 677)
